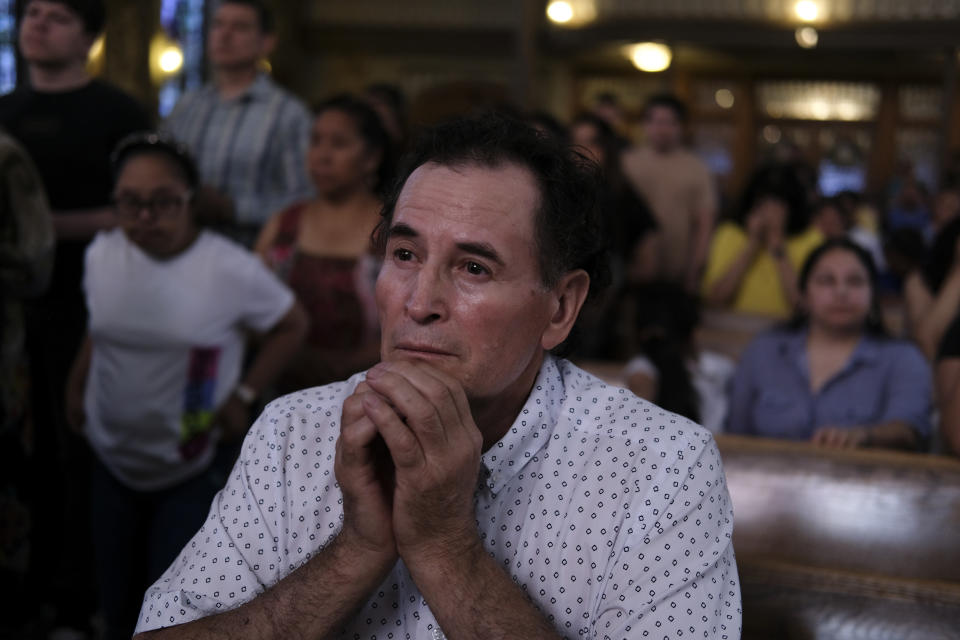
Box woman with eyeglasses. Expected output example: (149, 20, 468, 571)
(64, 132, 307, 640)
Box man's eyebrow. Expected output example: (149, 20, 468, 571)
(386, 222, 416, 237)
(455, 241, 504, 266)
(387, 222, 504, 265)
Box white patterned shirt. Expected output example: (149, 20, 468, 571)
(136, 356, 742, 639)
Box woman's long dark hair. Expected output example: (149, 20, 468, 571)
(618, 283, 701, 423)
(787, 237, 887, 337)
(314, 94, 395, 196)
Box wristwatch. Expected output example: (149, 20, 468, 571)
(233, 383, 257, 405)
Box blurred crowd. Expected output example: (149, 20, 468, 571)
(2, 1, 960, 639)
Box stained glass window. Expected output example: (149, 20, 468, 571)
(0, 0, 15, 93)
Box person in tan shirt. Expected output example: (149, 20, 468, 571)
(621, 94, 717, 291)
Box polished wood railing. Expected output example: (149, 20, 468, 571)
(716, 435, 960, 638)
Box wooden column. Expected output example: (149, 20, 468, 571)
(866, 81, 898, 195)
(513, 0, 544, 109)
(942, 47, 959, 186)
(730, 77, 757, 199)
(270, 0, 307, 96)
(102, 0, 160, 118)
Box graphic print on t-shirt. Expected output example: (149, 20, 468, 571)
(180, 346, 220, 460)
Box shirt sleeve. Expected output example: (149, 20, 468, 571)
(234, 99, 314, 222)
(593, 431, 741, 639)
(229, 246, 296, 332)
(701, 223, 746, 294)
(135, 405, 293, 633)
(880, 342, 934, 438)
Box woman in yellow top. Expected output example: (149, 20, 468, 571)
(702, 164, 823, 317)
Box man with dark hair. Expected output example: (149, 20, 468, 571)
(134, 114, 740, 640)
(164, 0, 312, 247)
(622, 92, 717, 291)
(0, 0, 150, 632)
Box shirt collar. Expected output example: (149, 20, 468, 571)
(780, 328, 881, 377)
(208, 72, 273, 103)
(479, 354, 564, 498)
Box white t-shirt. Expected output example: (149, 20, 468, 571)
(624, 350, 735, 434)
(83, 229, 294, 491)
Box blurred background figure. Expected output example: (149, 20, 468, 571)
(569, 112, 658, 286)
(617, 283, 734, 433)
(702, 164, 822, 318)
(526, 109, 568, 143)
(364, 82, 409, 152)
(930, 184, 960, 240)
(567, 111, 657, 359)
(935, 314, 960, 455)
(726, 238, 931, 449)
(256, 95, 391, 389)
(164, 0, 312, 247)
(810, 195, 852, 240)
(622, 94, 718, 291)
(886, 171, 931, 235)
(591, 90, 628, 137)
(904, 217, 960, 359)
(65, 133, 306, 640)
(0, 0, 150, 633)
(0, 129, 52, 632)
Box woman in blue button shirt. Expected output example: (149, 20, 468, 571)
(727, 237, 932, 449)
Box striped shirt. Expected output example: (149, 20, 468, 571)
(164, 74, 313, 228)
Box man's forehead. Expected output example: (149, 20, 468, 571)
(390, 161, 541, 254)
(396, 160, 539, 214)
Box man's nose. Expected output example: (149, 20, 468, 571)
(404, 266, 447, 324)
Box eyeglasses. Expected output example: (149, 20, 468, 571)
(112, 192, 192, 220)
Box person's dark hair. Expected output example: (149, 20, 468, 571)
(111, 131, 199, 191)
(734, 164, 811, 236)
(923, 216, 960, 293)
(372, 112, 610, 353)
(364, 84, 407, 129)
(218, 0, 273, 33)
(642, 93, 688, 124)
(594, 91, 620, 108)
(26, 0, 105, 35)
(621, 283, 700, 422)
(570, 112, 621, 174)
(526, 110, 568, 144)
(789, 237, 886, 337)
(314, 94, 394, 195)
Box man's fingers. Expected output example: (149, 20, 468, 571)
(337, 415, 380, 468)
(365, 365, 451, 448)
(362, 392, 424, 469)
(342, 381, 380, 423)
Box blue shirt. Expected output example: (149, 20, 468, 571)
(727, 329, 932, 440)
(164, 74, 313, 228)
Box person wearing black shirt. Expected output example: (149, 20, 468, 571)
(0, 0, 150, 634)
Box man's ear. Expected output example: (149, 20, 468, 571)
(541, 269, 591, 351)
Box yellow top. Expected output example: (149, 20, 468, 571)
(702, 222, 824, 318)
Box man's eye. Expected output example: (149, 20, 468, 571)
(393, 248, 413, 261)
(465, 261, 488, 276)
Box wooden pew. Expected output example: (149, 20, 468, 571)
(716, 434, 960, 638)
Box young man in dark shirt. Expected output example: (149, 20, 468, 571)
(0, 0, 150, 633)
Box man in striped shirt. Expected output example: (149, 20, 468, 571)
(165, 0, 312, 247)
